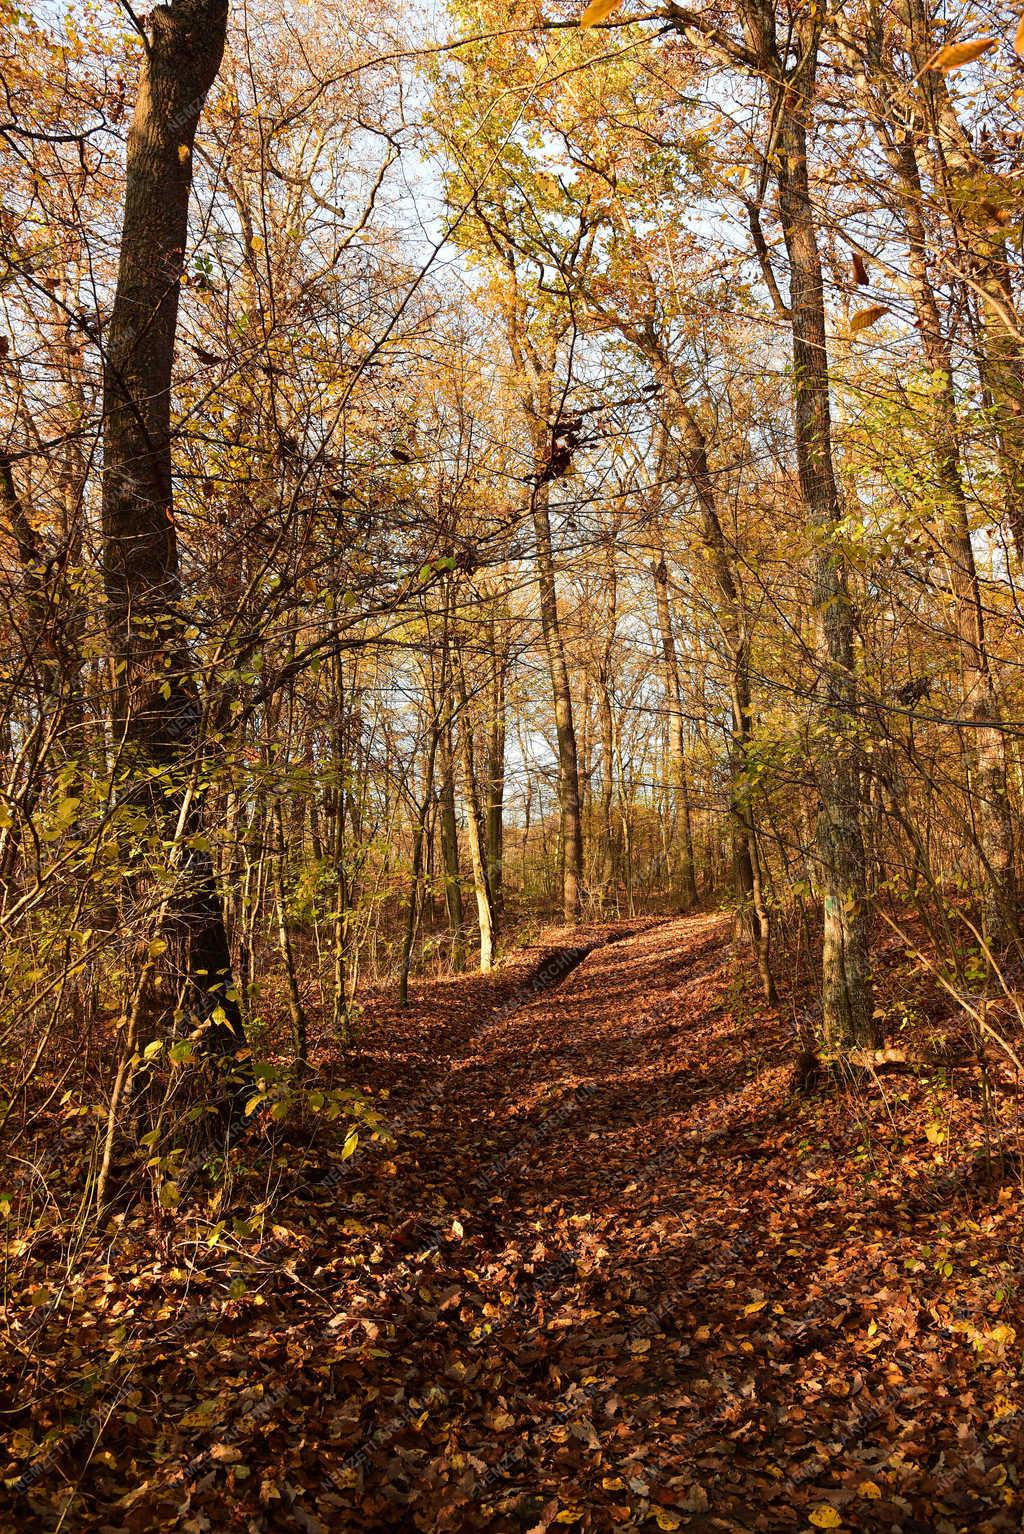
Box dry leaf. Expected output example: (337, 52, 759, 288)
(809, 1508, 843, 1530)
(210, 1443, 243, 1463)
(580, 0, 623, 28)
(850, 305, 889, 334)
(1015, 13, 1024, 59)
(926, 37, 997, 71)
(852, 252, 868, 286)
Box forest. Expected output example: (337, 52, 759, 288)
(3, 0, 1024, 1527)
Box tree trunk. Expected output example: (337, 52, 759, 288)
(485, 608, 506, 916)
(398, 721, 439, 1005)
(651, 547, 697, 910)
(439, 709, 466, 969)
(100, 0, 244, 1084)
(272, 800, 308, 1066)
(773, 38, 872, 1045)
(597, 664, 617, 904)
(532, 483, 584, 922)
(455, 654, 496, 970)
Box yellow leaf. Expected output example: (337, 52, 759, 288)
(850, 305, 889, 334)
(211, 1444, 242, 1464)
(858, 1480, 882, 1499)
(580, 0, 623, 27)
(809, 1508, 843, 1529)
(655, 1514, 682, 1531)
(1015, 14, 1024, 60)
(555, 1512, 582, 1524)
(744, 1299, 768, 1315)
(926, 37, 997, 71)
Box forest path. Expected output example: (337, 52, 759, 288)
(30, 915, 1024, 1532)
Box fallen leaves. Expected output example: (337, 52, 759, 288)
(7, 917, 1024, 1531)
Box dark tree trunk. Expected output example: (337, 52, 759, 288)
(101, 0, 244, 1080)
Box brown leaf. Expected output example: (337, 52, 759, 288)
(850, 304, 889, 334)
(852, 252, 868, 286)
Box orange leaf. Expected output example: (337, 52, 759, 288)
(580, 0, 623, 27)
(1015, 14, 1024, 59)
(926, 37, 997, 71)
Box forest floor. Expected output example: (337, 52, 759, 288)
(5, 913, 1024, 1532)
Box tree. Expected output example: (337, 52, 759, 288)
(100, 0, 244, 1102)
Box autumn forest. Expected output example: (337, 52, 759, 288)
(4, 0, 1024, 1528)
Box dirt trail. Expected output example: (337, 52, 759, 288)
(11, 916, 1024, 1533)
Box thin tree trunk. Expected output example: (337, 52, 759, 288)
(485, 609, 506, 915)
(503, 304, 584, 923)
(272, 800, 307, 1066)
(439, 709, 466, 969)
(597, 667, 617, 904)
(651, 546, 697, 910)
(456, 654, 496, 971)
(399, 721, 439, 1005)
(532, 482, 584, 921)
